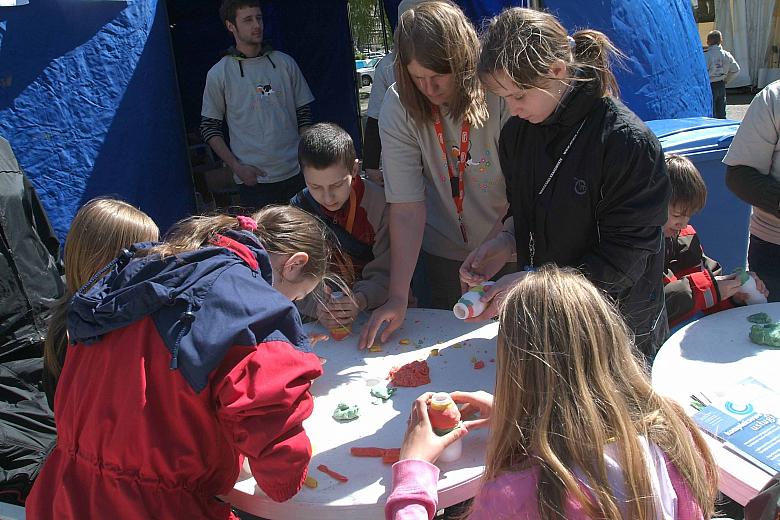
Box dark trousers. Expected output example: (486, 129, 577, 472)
(237, 172, 306, 212)
(748, 235, 780, 302)
(422, 251, 516, 310)
(711, 80, 727, 119)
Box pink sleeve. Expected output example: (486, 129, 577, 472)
(666, 459, 705, 520)
(385, 460, 440, 520)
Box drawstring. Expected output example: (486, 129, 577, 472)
(76, 248, 134, 295)
(238, 59, 244, 77)
(170, 302, 195, 370)
(266, 54, 276, 68)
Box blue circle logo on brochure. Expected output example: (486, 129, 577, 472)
(725, 401, 754, 415)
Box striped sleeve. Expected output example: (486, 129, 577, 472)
(200, 116, 223, 144)
(296, 104, 313, 129)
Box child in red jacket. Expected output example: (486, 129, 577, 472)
(27, 206, 339, 519)
(663, 154, 767, 327)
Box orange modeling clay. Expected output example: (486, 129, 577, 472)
(428, 392, 461, 434)
(317, 464, 348, 482)
(388, 360, 430, 387)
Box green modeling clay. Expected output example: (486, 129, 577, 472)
(749, 323, 780, 348)
(733, 268, 751, 284)
(370, 384, 396, 401)
(747, 312, 772, 324)
(332, 402, 360, 422)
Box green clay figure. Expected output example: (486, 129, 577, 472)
(370, 384, 396, 402)
(332, 402, 360, 422)
(749, 323, 780, 348)
(747, 312, 772, 324)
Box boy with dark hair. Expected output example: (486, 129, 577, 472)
(663, 154, 767, 326)
(201, 0, 314, 210)
(291, 123, 391, 332)
(705, 30, 739, 119)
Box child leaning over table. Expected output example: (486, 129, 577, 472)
(663, 154, 768, 327)
(291, 122, 392, 331)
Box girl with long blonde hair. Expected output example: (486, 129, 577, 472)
(29, 205, 342, 520)
(360, 0, 513, 349)
(43, 197, 159, 407)
(388, 266, 718, 520)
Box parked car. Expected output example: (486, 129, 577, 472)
(356, 57, 381, 87)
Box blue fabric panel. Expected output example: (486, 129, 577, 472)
(0, 0, 193, 243)
(383, 0, 529, 31)
(169, 0, 361, 153)
(543, 0, 711, 120)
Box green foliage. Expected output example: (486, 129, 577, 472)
(349, 0, 389, 53)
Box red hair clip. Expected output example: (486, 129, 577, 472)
(236, 215, 258, 232)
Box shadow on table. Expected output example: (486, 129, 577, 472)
(676, 315, 765, 365)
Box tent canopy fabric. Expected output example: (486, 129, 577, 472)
(1, 0, 710, 243)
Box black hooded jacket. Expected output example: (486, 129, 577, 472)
(500, 75, 670, 356)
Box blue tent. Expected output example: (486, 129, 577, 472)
(0, 0, 709, 241)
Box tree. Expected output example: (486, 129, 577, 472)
(348, 0, 389, 54)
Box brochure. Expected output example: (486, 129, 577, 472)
(692, 377, 780, 475)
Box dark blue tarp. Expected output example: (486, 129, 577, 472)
(0, 0, 193, 243)
(384, 0, 711, 121)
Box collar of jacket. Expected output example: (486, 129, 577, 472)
(540, 68, 601, 129)
(225, 42, 274, 60)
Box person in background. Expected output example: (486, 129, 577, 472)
(42, 197, 159, 410)
(201, 0, 315, 210)
(663, 154, 767, 327)
(704, 30, 739, 119)
(387, 266, 718, 520)
(0, 137, 63, 505)
(27, 206, 339, 519)
(460, 7, 670, 357)
(724, 79, 780, 302)
(362, 0, 427, 186)
(291, 123, 390, 331)
(359, 0, 512, 349)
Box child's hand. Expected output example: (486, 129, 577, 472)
(459, 234, 514, 292)
(732, 271, 770, 304)
(465, 271, 529, 322)
(307, 332, 329, 347)
(714, 274, 743, 301)
(451, 390, 493, 430)
(400, 393, 468, 464)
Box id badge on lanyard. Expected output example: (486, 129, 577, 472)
(433, 106, 471, 244)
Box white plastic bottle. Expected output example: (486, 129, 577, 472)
(428, 392, 462, 462)
(453, 282, 495, 320)
(737, 271, 767, 305)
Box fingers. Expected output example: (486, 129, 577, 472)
(462, 417, 490, 430)
(380, 316, 402, 343)
(308, 333, 329, 347)
(358, 313, 385, 349)
(413, 394, 432, 426)
(442, 424, 469, 446)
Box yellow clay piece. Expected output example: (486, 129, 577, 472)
(304, 475, 318, 489)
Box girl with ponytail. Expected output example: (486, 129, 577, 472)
(29, 205, 342, 519)
(459, 7, 671, 357)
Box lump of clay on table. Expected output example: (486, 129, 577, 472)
(370, 384, 396, 401)
(747, 312, 772, 324)
(332, 402, 360, 422)
(749, 323, 780, 348)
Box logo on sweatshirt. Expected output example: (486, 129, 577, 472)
(574, 177, 587, 196)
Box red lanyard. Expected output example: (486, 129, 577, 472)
(432, 106, 471, 243)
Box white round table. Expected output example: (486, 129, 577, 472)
(224, 308, 499, 519)
(652, 303, 780, 506)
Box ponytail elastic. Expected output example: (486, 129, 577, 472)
(236, 215, 258, 232)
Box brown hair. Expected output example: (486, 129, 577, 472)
(707, 30, 722, 46)
(298, 123, 356, 172)
(143, 205, 335, 283)
(478, 7, 624, 98)
(666, 154, 707, 215)
(44, 198, 159, 381)
(394, 1, 488, 126)
(219, 0, 260, 25)
(484, 266, 717, 520)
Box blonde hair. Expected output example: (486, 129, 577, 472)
(44, 198, 159, 380)
(485, 266, 717, 520)
(394, 0, 488, 127)
(478, 8, 624, 98)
